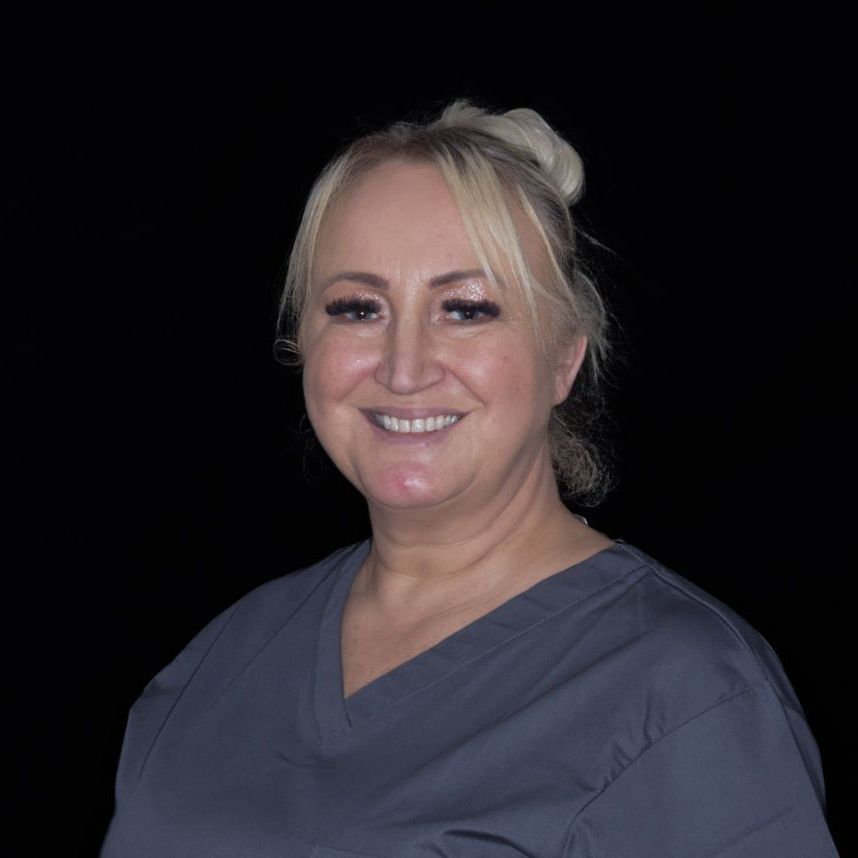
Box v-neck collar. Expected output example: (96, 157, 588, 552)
(314, 537, 647, 747)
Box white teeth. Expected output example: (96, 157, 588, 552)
(371, 412, 462, 434)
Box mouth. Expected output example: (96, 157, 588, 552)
(364, 411, 465, 435)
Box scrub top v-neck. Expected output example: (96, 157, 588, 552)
(314, 538, 639, 744)
(100, 537, 839, 857)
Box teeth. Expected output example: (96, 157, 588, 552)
(372, 412, 462, 434)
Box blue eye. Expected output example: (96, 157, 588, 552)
(325, 297, 381, 321)
(443, 299, 501, 323)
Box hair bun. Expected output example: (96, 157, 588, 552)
(436, 99, 585, 206)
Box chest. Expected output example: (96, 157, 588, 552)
(340, 597, 493, 700)
(107, 544, 653, 858)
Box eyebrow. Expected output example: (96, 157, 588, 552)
(320, 268, 490, 291)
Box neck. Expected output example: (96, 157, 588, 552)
(357, 442, 591, 614)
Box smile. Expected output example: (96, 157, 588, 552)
(369, 412, 463, 434)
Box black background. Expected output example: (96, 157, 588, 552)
(7, 9, 852, 856)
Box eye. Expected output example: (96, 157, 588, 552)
(325, 296, 382, 322)
(442, 299, 501, 323)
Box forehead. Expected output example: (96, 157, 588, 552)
(316, 162, 475, 270)
(314, 160, 546, 286)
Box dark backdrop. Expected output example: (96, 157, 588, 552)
(7, 10, 852, 856)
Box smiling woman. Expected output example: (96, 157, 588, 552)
(277, 101, 615, 507)
(296, 158, 595, 515)
(99, 99, 839, 857)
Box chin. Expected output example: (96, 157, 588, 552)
(362, 465, 457, 509)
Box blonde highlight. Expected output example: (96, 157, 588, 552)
(274, 98, 622, 506)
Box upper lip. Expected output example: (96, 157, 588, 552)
(362, 407, 467, 419)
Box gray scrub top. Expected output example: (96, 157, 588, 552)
(100, 538, 839, 857)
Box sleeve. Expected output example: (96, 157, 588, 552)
(563, 680, 839, 858)
(110, 601, 240, 808)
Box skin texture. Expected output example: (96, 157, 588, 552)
(300, 160, 613, 674)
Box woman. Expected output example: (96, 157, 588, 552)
(100, 99, 839, 856)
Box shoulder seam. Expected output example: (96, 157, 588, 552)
(617, 546, 769, 678)
(566, 679, 770, 833)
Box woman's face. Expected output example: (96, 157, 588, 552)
(301, 160, 586, 511)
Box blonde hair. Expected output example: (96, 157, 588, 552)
(274, 97, 621, 505)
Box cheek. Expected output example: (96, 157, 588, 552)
(303, 336, 374, 407)
(458, 344, 543, 406)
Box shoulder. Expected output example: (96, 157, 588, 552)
(111, 540, 368, 804)
(562, 545, 836, 856)
(221, 538, 367, 632)
(172, 538, 369, 670)
(140, 539, 367, 697)
(608, 541, 808, 721)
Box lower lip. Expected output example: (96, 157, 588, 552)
(361, 411, 464, 444)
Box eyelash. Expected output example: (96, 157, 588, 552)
(444, 299, 501, 322)
(324, 296, 501, 323)
(325, 297, 381, 321)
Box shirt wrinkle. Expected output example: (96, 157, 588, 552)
(564, 680, 769, 835)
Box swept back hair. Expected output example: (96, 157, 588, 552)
(274, 98, 621, 506)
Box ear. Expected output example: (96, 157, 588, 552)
(551, 335, 588, 406)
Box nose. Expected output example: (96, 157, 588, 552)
(373, 313, 445, 393)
